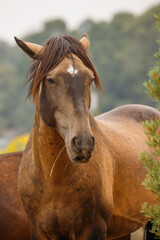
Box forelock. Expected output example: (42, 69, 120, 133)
(26, 35, 102, 100)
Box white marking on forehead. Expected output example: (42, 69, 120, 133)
(67, 65, 78, 76)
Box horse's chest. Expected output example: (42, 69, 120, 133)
(35, 181, 106, 239)
(38, 192, 89, 235)
(37, 203, 59, 237)
(19, 157, 112, 238)
(18, 163, 45, 224)
(38, 196, 111, 240)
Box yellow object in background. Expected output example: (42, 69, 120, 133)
(0, 134, 29, 154)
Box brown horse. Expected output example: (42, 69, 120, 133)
(0, 152, 30, 240)
(15, 34, 160, 240)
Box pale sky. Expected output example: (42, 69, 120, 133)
(0, 0, 160, 44)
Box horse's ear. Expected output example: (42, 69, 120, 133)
(80, 33, 90, 51)
(14, 37, 43, 59)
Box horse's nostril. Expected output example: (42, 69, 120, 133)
(72, 135, 95, 152)
(91, 136, 95, 148)
(71, 137, 76, 149)
(71, 137, 81, 151)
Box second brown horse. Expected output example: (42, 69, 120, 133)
(0, 152, 30, 240)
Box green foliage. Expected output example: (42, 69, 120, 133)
(141, 202, 160, 238)
(142, 119, 160, 155)
(140, 151, 160, 197)
(144, 67, 160, 101)
(139, 12, 160, 237)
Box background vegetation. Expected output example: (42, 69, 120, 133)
(139, 12, 160, 237)
(1, 4, 160, 136)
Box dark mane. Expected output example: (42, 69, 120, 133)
(26, 35, 102, 99)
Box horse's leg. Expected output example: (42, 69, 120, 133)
(31, 225, 68, 240)
(88, 227, 107, 240)
(30, 225, 41, 240)
(117, 235, 130, 240)
(107, 235, 131, 240)
(81, 219, 107, 240)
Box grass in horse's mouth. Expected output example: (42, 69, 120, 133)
(50, 145, 65, 177)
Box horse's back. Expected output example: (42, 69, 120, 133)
(0, 152, 30, 240)
(95, 105, 160, 238)
(96, 104, 160, 122)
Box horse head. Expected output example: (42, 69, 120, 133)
(15, 34, 102, 163)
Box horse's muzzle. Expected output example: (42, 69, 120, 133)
(71, 134, 95, 163)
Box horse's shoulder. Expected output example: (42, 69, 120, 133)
(96, 104, 160, 123)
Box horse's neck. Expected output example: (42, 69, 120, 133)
(32, 106, 65, 176)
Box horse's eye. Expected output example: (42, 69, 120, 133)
(47, 78, 56, 84)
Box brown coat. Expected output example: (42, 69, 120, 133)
(19, 104, 159, 240)
(0, 152, 30, 240)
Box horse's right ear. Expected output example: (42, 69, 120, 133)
(14, 37, 43, 59)
(80, 33, 90, 51)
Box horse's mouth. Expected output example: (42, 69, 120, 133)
(66, 142, 93, 164)
(72, 153, 92, 163)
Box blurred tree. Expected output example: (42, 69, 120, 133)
(139, 12, 160, 237)
(1, 5, 160, 135)
(0, 64, 19, 133)
(24, 19, 67, 44)
(44, 19, 67, 35)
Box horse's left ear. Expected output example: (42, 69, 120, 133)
(14, 37, 43, 59)
(80, 33, 90, 51)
